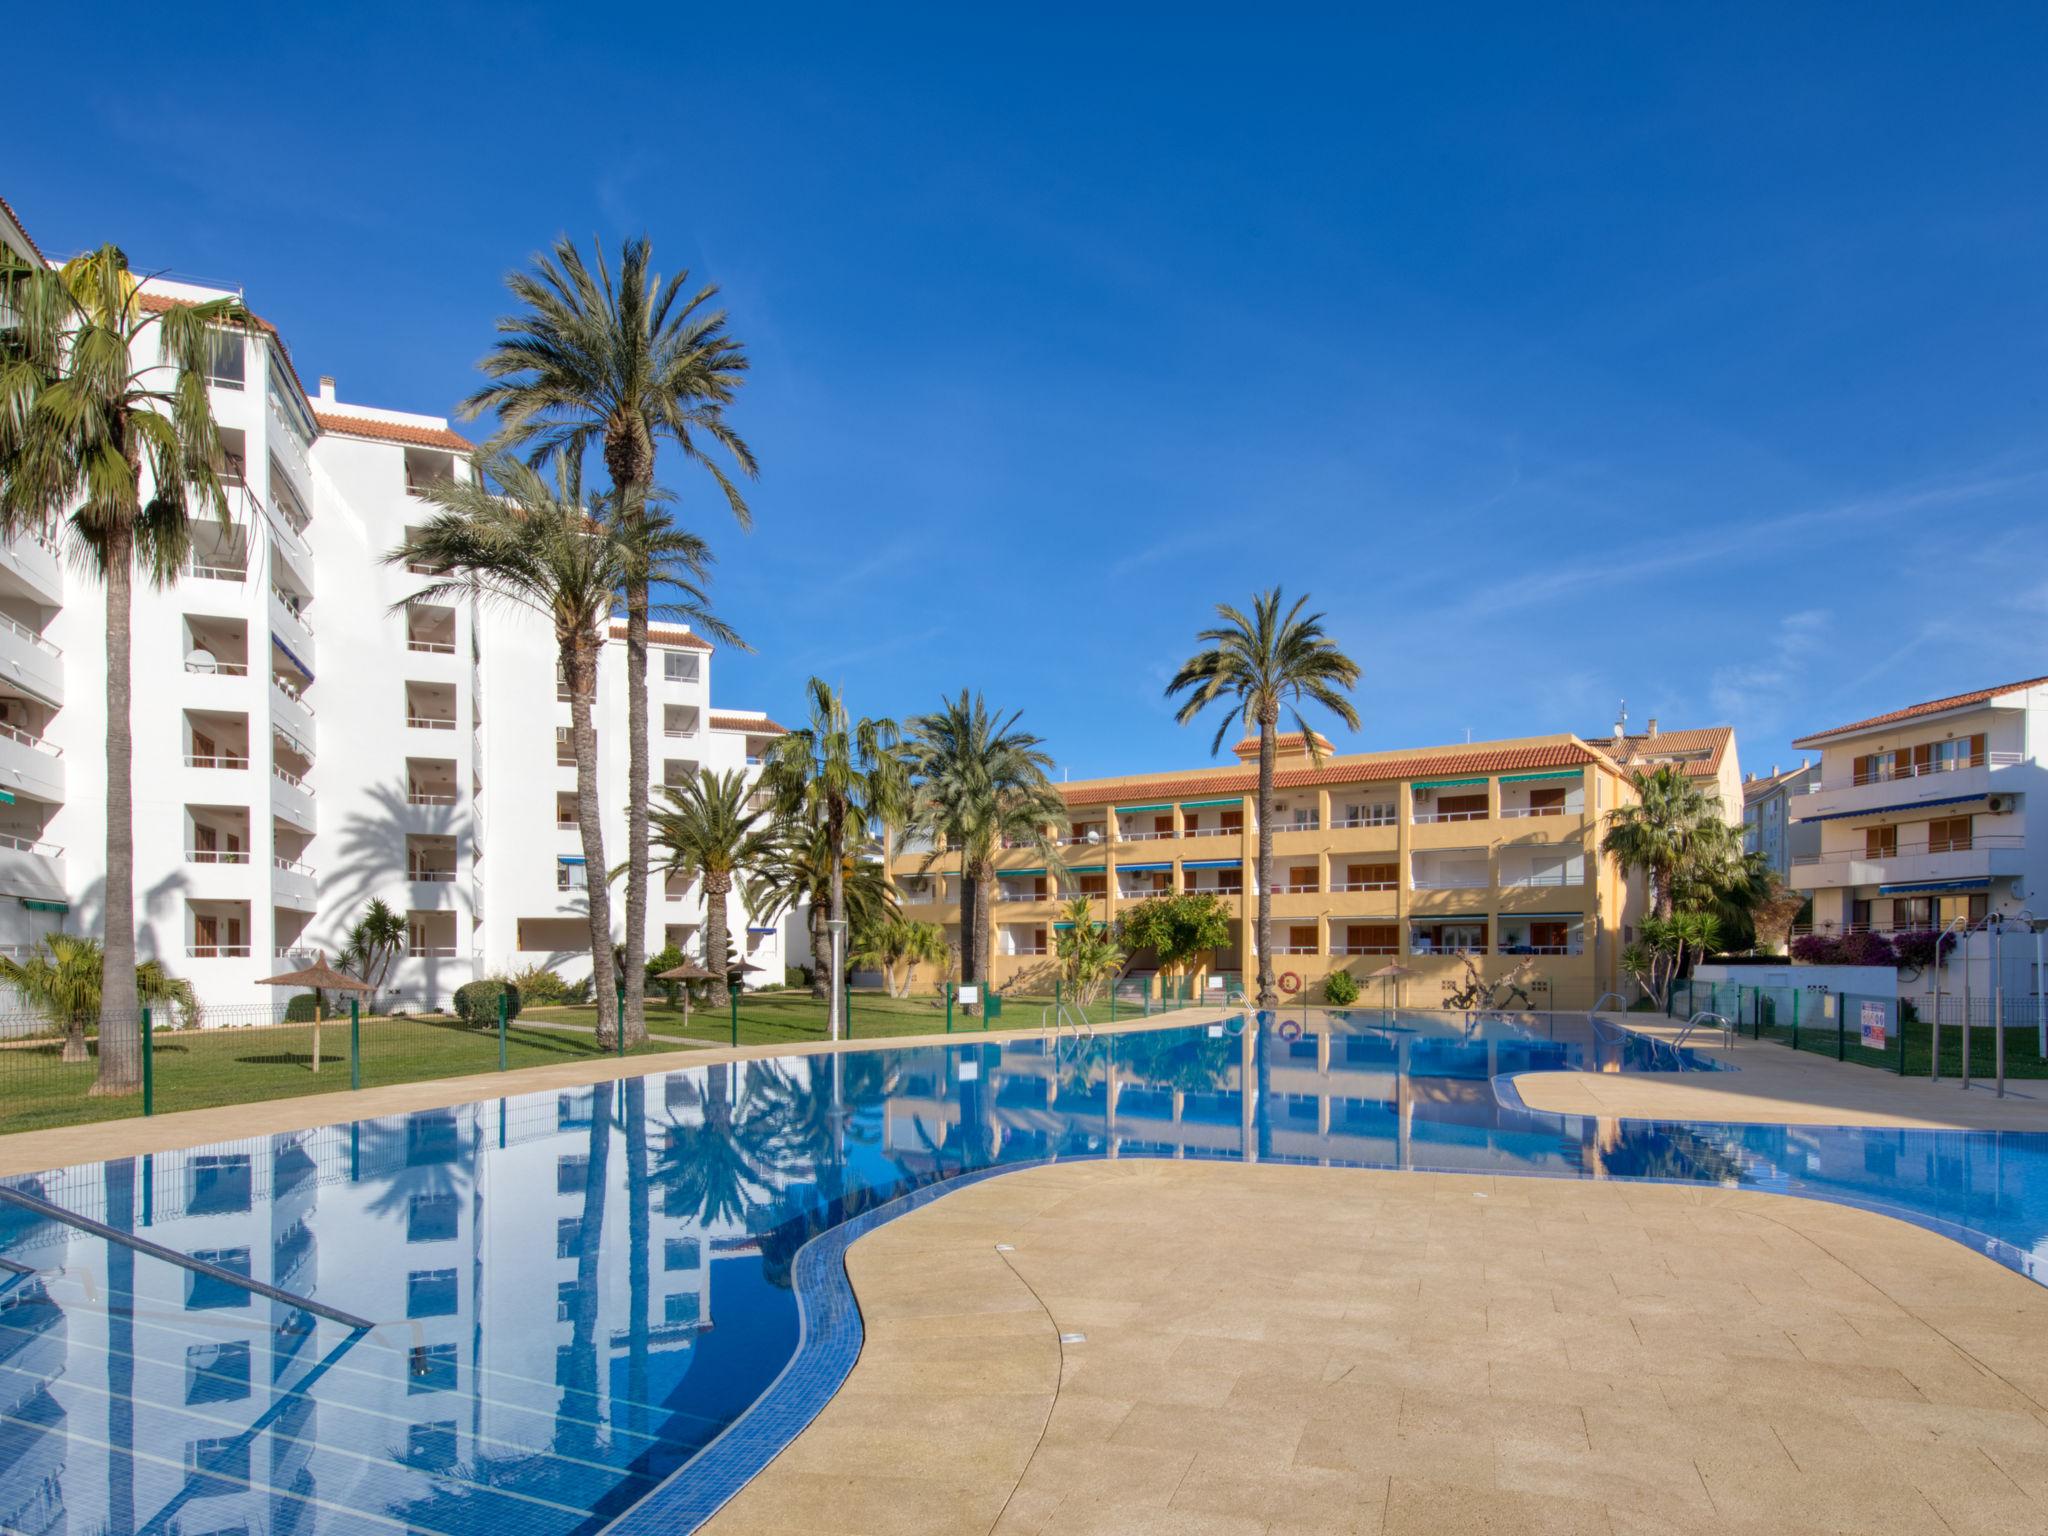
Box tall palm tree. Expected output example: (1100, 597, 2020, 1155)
(462, 236, 755, 1049)
(392, 457, 725, 1045)
(747, 810, 899, 997)
(651, 768, 778, 992)
(902, 693, 1067, 1002)
(1600, 765, 1737, 921)
(1165, 589, 1361, 1008)
(0, 247, 253, 1094)
(0, 935, 196, 1064)
(759, 679, 899, 1029)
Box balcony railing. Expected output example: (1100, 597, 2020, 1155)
(1272, 819, 1321, 833)
(1792, 834, 2024, 870)
(0, 721, 61, 757)
(409, 868, 458, 883)
(188, 944, 253, 958)
(1411, 873, 1490, 890)
(186, 659, 250, 677)
(1115, 828, 1173, 841)
(1058, 832, 1107, 846)
(185, 848, 253, 865)
(1182, 824, 1240, 838)
(1119, 888, 1172, 901)
(408, 945, 458, 958)
(1330, 814, 1395, 829)
(1498, 942, 1584, 956)
(0, 613, 59, 657)
(997, 890, 1047, 903)
(271, 586, 313, 631)
(273, 856, 316, 877)
(1273, 883, 1321, 896)
(1499, 805, 1571, 819)
(272, 764, 314, 794)
(1006, 946, 1050, 956)
(1408, 941, 1484, 956)
(408, 715, 457, 731)
(273, 678, 313, 714)
(186, 752, 250, 770)
(407, 790, 456, 806)
(1331, 943, 1398, 955)
(1413, 809, 1488, 824)
(1499, 870, 1585, 888)
(1330, 880, 1396, 892)
(1797, 751, 2022, 792)
(186, 561, 247, 582)
(407, 639, 456, 655)
(0, 834, 62, 857)
(1272, 944, 1318, 955)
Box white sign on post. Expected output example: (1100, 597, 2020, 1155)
(1860, 1001, 1887, 1049)
(957, 984, 979, 1006)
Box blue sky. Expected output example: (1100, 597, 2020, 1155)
(13, 3, 2048, 780)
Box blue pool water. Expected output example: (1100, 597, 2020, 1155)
(5, 1009, 2048, 1536)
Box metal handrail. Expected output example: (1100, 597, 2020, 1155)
(1590, 992, 1628, 1016)
(1672, 1011, 1734, 1049)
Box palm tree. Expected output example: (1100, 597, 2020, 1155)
(0, 247, 253, 1094)
(1599, 765, 1737, 921)
(462, 236, 755, 1050)
(650, 768, 778, 992)
(902, 692, 1067, 1002)
(392, 457, 724, 1045)
(1165, 589, 1361, 1008)
(759, 679, 899, 1030)
(748, 811, 899, 997)
(338, 897, 408, 999)
(0, 935, 196, 1064)
(854, 916, 949, 998)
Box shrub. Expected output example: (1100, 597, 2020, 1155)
(508, 964, 573, 1006)
(1789, 932, 1842, 965)
(1889, 929, 1940, 972)
(1835, 930, 1897, 967)
(1322, 969, 1360, 1006)
(786, 964, 813, 990)
(453, 977, 521, 1027)
(283, 993, 320, 1023)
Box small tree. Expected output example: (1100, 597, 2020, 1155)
(1621, 912, 1720, 1008)
(1055, 896, 1125, 1004)
(0, 937, 196, 1063)
(338, 898, 408, 1001)
(854, 917, 948, 998)
(1323, 969, 1361, 1006)
(1115, 892, 1234, 986)
(1749, 874, 1808, 956)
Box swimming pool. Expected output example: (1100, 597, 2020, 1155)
(3, 1009, 2046, 1536)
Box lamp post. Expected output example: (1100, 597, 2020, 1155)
(824, 918, 849, 1043)
(1932, 916, 1968, 1084)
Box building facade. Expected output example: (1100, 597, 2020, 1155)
(891, 730, 1666, 1011)
(1741, 760, 1820, 880)
(1588, 718, 1744, 824)
(0, 207, 783, 1009)
(1787, 675, 2048, 949)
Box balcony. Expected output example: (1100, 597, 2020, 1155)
(1409, 850, 1490, 892)
(0, 529, 62, 605)
(272, 856, 317, 911)
(271, 675, 315, 744)
(1789, 834, 2027, 893)
(0, 835, 65, 904)
(406, 682, 459, 734)
(0, 616, 62, 706)
(0, 721, 65, 804)
(1793, 752, 2024, 823)
(270, 586, 315, 659)
(1497, 915, 1585, 957)
(271, 764, 316, 833)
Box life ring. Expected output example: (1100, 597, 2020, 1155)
(1278, 971, 1302, 995)
(1278, 1019, 1302, 1042)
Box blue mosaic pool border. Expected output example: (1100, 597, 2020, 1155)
(601, 1157, 1049, 1535)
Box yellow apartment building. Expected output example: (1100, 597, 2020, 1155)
(889, 728, 1684, 1011)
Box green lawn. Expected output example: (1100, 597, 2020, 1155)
(524, 987, 1180, 1044)
(1753, 1019, 2048, 1080)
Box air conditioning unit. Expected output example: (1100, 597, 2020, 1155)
(1987, 795, 2010, 814)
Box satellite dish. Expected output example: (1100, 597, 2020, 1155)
(186, 649, 217, 673)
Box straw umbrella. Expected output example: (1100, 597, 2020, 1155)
(1363, 961, 1415, 1021)
(257, 951, 372, 1074)
(654, 960, 713, 1029)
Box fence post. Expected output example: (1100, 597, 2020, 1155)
(729, 985, 739, 1048)
(1791, 989, 1799, 1052)
(616, 980, 626, 1059)
(1897, 1003, 1908, 1075)
(1054, 977, 1062, 1012)
(1836, 991, 1846, 1061)
(846, 977, 854, 1040)
(141, 1007, 153, 1117)
(349, 998, 361, 1092)
(497, 991, 508, 1072)
(945, 982, 954, 1034)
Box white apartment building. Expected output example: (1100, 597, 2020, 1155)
(0, 203, 784, 1009)
(1788, 675, 2048, 997)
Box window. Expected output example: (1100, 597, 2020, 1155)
(664, 1237, 702, 1272)
(556, 1154, 590, 1194)
(186, 1435, 250, 1487)
(205, 332, 246, 389)
(1344, 863, 1396, 889)
(558, 858, 589, 891)
(1850, 899, 1873, 930)
(407, 1112, 458, 1165)
(664, 650, 699, 683)
(663, 1291, 702, 1327)
(556, 1219, 583, 1260)
(185, 1342, 251, 1405)
(406, 1268, 458, 1318)
(557, 1280, 581, 1322)
(1864, 825, 1898, 859)
(1341, 801, 1394, 827)
(186, 1248, 252, 1310)
(1927, 816, 1972, 853)
(186, 1154, 252, 1215)
(407, 1343, 458, 1393)
(408, 1193, 459, 1243)
(1892, 897, 1936, 929)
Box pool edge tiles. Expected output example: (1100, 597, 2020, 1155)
(600, 1158, 1047, 1536)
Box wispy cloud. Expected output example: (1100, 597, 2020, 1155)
(1709, 609, 1832, 726)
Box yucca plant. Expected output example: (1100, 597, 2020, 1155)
(0, 935, 197, 1064)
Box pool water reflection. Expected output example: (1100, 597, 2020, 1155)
(3, 1010, 2046, 1536)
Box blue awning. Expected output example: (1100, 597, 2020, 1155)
(1182, 859, 1240, 870)
(270, 634, 314, 683)
(1793, 792, 1983, 823)
(1878, 878, 1990, 895)
(747, 926, 776, 935)
(1118, 862, 1171, 873)
(558, 856, 586, 865)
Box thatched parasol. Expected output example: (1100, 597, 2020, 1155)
(257, 951, 371, 1075)
(654, 961, 714, 1027)
(1363, 961, 1415, 1019)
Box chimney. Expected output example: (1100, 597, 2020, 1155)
(1771, 762, 1779, 778)
(1646, 717, 1659, 739)
(1744, 771, 1754, 783)
(317, 375, 336, 404)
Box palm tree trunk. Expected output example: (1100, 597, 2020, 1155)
(826, 797, 846, 1031)
(1254, 710, 1278, 1009)
(623, 575, 650, 1047)
(808, 905, 829, 1000)
(957, 869, 978, 993)
(704, 870, 732, 990)
(624, 1077, 650, 1442)
(972, 855, 995, 1003)
(566, 637, 618, 1045)
(561, 1078, 612, 1458)
(95, 524, 140, 1095)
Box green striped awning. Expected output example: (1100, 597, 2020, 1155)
(1413, 776, 1487, 790)
(1178, 797, 1240, 809)
(1499, 769, 1582, 784)
(1068, 864, 1105, 874)
(998, 868, 1047, 879)
(1115, 802, 1173, 814)
(18, 899, 66, 913)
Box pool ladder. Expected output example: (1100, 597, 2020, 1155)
(1043, 1001, 1093, 1061)
(1672, 1011, 1734, 1050)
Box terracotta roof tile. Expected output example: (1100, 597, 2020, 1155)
(0, 193, 45, 264)
(313, 412, 472, 452)
(1059, 741, 1612, 808)
(136, 291, 315, 404)
(1591, 725, 1732, 778)
(605, 621, 712, 650)
(710, 713, 787, 735)
(1792, 675, 2048, 747)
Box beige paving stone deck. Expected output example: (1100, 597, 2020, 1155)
(1511, 1014, 2048, 1131)
(705, 1159, 2048, 1536)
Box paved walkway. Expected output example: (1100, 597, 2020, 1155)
(706, 1158, 2048, 1536)
(1511, 1014, 2048, 1131)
